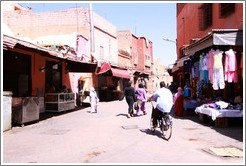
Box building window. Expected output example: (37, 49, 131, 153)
(199, 3, 213, 30)
(220, 3, 235, 18)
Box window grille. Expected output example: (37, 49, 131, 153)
(199, 4, 213, 30)
(220, 3, 235, 18)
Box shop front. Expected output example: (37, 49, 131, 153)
(3, 34, 97, 126)
(172, 29, 243, 126)
(95, 62, 131, 101)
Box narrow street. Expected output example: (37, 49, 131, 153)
(2, 100, 244, 164)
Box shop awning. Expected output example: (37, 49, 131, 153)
(66, 60, 97, 73)
(133, 70, 141, 75)
(96, 62, 111, 75)
(139, 72, 150, 78)
(171, 56, 190, 73)
(213, 30, 243, 45)
(3, 34, 97, 73)
(3, 34, 64, 59)
(171, 64, 179, 73)
(184, 29, 243, 56)
(133, 70, 150, 78)
(111, 68, 130, 79)
(96, 62, 130, 79)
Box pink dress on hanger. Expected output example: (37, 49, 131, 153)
(224, 49, 238, 83)
(207, 48, 215, 84)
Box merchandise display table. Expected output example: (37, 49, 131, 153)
(195, 105, 243, 127)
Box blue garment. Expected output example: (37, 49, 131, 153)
(183, 88, 191, 97)
(184, 99, 200, 110)
(203, 70, 209, 85)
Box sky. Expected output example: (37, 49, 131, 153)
(18, 1, 177, 67)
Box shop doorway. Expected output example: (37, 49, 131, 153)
(45, 61, 62, 92)
(3, 51, 31, 97)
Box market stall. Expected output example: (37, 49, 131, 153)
(195, 103, 243, 127)
(45, 93, 75, 112)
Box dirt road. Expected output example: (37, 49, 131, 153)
(2, 100, 244, 164)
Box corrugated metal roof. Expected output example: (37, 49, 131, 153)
(3, 34, 97, 73)
(3, 34, 66, 59)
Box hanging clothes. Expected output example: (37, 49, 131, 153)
(240, 52, 243, 78)
(212, 49, 225, 90)
(207, 48, 215, 84)
(191, 61, 199, 79)
(202, 53, 209, 85)
(196, 80, 205, 98)
(199, 53, 205, 81)
(224, 48, 238, 83)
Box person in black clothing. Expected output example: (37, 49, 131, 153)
(123, 80, 136, 118)
(168, 82, 177, 94)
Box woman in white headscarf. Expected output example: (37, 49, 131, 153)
(89, 87, 99, 113)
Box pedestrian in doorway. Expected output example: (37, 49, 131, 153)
(89, 87, 99, 113)
(135, 83, 147, 116)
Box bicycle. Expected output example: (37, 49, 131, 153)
(150, 101, 173, 140)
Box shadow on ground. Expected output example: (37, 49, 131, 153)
(172, 110, 243, 142)
(139, 128, 169, 141)
(12, 105, 90, 128)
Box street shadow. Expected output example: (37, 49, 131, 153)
(39, 106, 87, 121)
(175, 113, 243, 142)
(213, 126, 243, 142)
(139, 128, 168, 141)
(12, 106, 89, 127)
(212, 118, 243, 142)
(116, 113, 129, 118)
(116, 113, 140, 118)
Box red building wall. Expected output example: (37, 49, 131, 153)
(131, 34, 139, 68)
(117, 31, 132, 68)
(175, 3, 243, 99)
(176, 3, 243, 59)
(137, 37, 152, 73)
(137, 38, 145, 71)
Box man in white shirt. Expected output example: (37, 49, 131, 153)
(149, 81, 173, 128)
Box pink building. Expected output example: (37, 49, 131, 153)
(117, 31, 154, 91)
(135, 37, 153, 91)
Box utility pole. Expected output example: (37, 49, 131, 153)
(89, 3, 95, 62)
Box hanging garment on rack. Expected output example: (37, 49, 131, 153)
(224, 48, 238, 83)
(207, 48, 215, 84)
(212, 49, 225, 90)
(202, 53, 209, 85)
(240, 52, 243, 78)
(199, 53, 204, 81)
